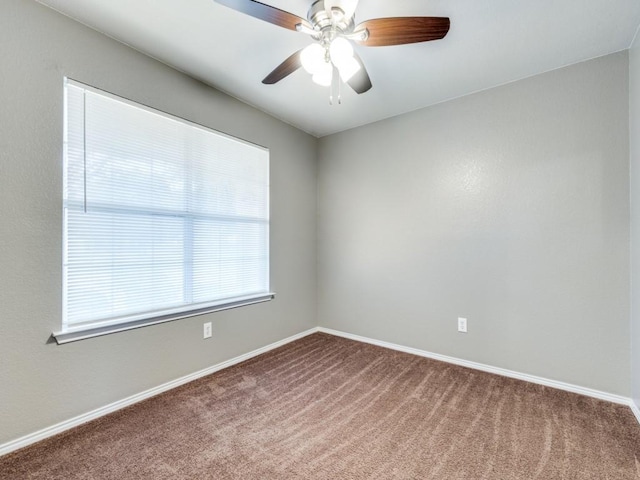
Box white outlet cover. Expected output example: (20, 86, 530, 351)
(203, 322, 212, 339)
(458, 317, 467, 333)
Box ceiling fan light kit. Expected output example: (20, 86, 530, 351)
(301, 35, 360, 86)
(215, 0, 450, 101)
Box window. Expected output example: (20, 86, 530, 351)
(55, 79, 272, 344)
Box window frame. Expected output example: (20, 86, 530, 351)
(53, 79, 274, 344)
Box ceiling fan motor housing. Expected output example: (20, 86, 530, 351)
(308, 0, 355, 43)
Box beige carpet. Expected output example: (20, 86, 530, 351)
(1, 332, 639, 479)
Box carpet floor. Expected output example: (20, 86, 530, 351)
(1, 332, 640, 479)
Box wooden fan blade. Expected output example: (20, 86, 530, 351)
(262, 50, 302, 84)
(355, 17, 450, 47)
(347, 52, 372, 94)
(215, 0, 310, 31)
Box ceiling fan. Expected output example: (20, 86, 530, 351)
(215, 0, 450, 99)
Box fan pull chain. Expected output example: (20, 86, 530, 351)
(329, 65, 341, 105)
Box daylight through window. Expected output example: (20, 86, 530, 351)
(58, 79, 271, 343)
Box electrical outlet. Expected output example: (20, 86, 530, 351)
(203, 322, 212, 339)
(457, 317, 467, 333)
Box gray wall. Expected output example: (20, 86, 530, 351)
(0, 0, 635, 451)
(631, 32, 640, 411)
(0, 0, 317, 445)
(318, 52, 630, 396)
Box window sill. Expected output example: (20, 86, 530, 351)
(51, 293, 275, 344)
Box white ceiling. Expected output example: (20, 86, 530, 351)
(38, 0, 640, 137)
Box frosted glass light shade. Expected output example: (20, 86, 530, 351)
(324, 0, 359, 19)
(301, 43, 326, 74)
(329, 37, 354, 67)
(337, 56, 361, 82)
(312, 62, 333, 86)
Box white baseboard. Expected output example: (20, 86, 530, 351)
(0, 328, 318, 457)
(631, 401, 640, 425)
(318, 327, 634, 407)
(2, 326, 637, 457)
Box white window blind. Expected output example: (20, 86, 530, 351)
(57, 79, 272, 343)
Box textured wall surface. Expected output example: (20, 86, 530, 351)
(0, 0, 317, 445)
(631, 32, 640, 411)
(318, 53, 630, 395)
(0, 0, 636, 453)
